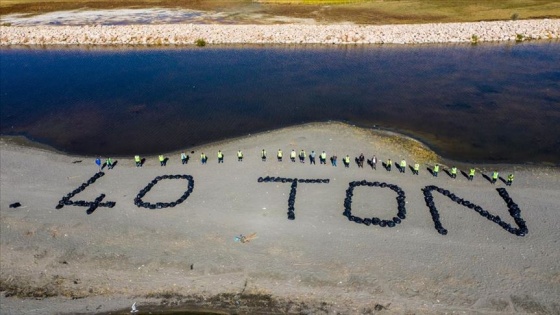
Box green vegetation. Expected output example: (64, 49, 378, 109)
(195, 38, 206, 47)
(471, 34, 479, 45)
(1, 0, 559, 24)
(516, 33, 525, 42)
(256, 0, 366, 3)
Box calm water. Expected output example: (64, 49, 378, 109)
(1, 43, 559, 164)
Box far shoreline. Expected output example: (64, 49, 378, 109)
(1, 19, 559, 46)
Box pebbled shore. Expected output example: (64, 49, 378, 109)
(1, 19, 559, 45)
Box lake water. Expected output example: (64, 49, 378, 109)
(1, 42, 559, 164)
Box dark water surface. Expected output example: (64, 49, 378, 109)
(1, 43, 559, 164)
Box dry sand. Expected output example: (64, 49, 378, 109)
(1, 122, 559, 314)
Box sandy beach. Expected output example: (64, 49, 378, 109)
(1, 122, 559, 314)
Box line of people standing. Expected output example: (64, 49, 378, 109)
(127, 149, 515, 186)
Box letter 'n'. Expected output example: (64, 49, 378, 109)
(422, 186, 528, 237)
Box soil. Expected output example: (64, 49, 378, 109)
(1, 122, 559, 314)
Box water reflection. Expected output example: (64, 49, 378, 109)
(1, 42, 559, 164)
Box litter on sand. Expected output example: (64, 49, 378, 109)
(234, 233, 258, 243)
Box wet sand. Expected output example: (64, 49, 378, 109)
(1, 122, 559, 314)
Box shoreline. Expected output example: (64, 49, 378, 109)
(1, 19, 560, 45)
(2, 121, 555, 169)
(1, 122, 559, 314)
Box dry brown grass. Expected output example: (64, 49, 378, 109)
(1, 0, 559, 24)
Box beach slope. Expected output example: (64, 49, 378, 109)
(1, 123, 559, 314)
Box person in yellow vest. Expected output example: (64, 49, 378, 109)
(159, 154, 166, 166)
(469, 168, 475, 181)
(290, 150, 296, 162)
(277, 149, 283, 162)
(106, 157, 113, 170)
(386, 158, 392, 171)
(344, 155, 350, 168)
(413, 163, 420, 175)
(181, 152, 188, 165)
(298, 149, 306, 163)
(507, 173, 514, 186)
(134, 155, 142, 167)
(200, 152, 207, 164)
(237, 150, 243, 162)
(450, 166, 457, 179)
(261, 149, 267, 162)
(320, 151, 327, 165)
(217, 150, 224, 163)
(491, 170, 499, 184)
(400, 159, 406, 173)
(433, 164, 440, 177)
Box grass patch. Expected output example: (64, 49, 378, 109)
(1, 0, 559, 24)
(195, 38, 206, 46)
(471, 34, 479, 45)
(256, 0, 367, 3)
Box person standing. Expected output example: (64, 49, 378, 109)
(277, 149, 283, 162)
(134, 155, 142, 167)
(469, 168, 476, 181)
(310, 151, 316, 165)
(237, 150, 243, 162)
(371, 155, 377, 170)
(261, 149, 267, 161)
(320, 151, 327, 165)
(331, 155, 337, 167)
(159, 155, 166, 166)
(400, 159, 406, 173)
(95, 157, 102, 171)
(451, 166, 457, 178)
(299, 150, 306, 163)
(433, 164, 440, 177)
(386, 159, 392, 171)
(106, 157, 113, 170)
(507, 173, 514, 186)
(290, 150, 296, 162)
(181, 152, 188, 165)
(414, 163, 420, 175)
(344, 155, 350, 168)
(358, 153, 365, 168)
(491, 170, 499, 184)
(218, 150, 224, 163)
(201, 153, 207, 164)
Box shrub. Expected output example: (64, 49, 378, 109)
(195, 38, 206, 47)
(471, 34, 479, 45)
